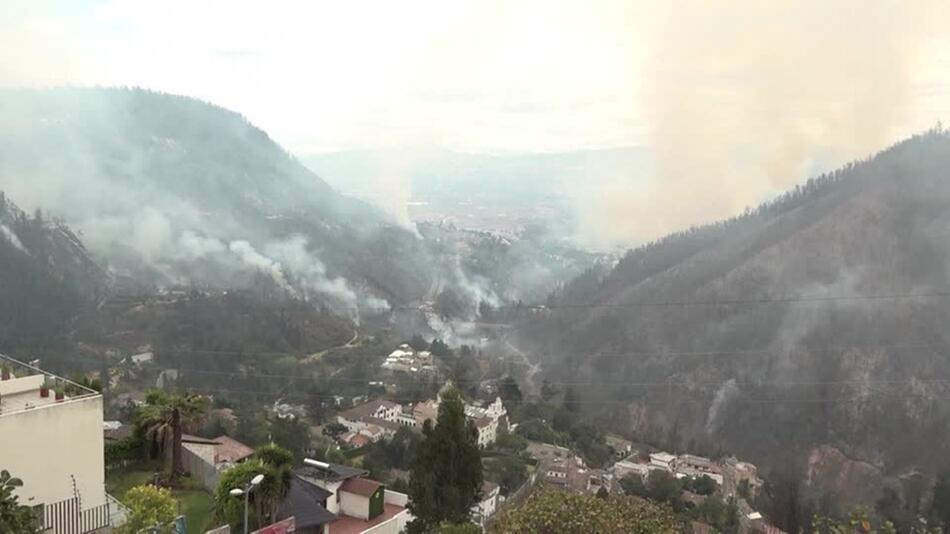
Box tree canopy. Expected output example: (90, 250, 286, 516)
(0, 470, 37, 533)
(408, 387, 483, 532)
(119, 485, 178, 534)
(490, 490, 680, 533)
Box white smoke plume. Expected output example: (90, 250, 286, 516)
(705, 378, 739, 435)
(228, 240, 294, 295)
(581, 1, 947, 247)
(0, 224, 26, 253)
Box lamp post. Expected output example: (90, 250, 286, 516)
(230, 473, 265, 534)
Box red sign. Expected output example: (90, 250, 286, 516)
(252, 517, 296, 534)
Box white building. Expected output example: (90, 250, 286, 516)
(649, 452, 677, 472)
(613, 460, 652, 480)
(474, 416, 499, 447)
(284, 460, 413, 534)
(336, 399, 403, 443)
(471, 481, 500, 527)
(0, 355, 112, 533)
(381, 345, 437, 375)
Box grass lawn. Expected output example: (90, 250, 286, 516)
(106, 464, 215, 534)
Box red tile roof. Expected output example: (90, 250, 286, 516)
(214, 435, 255, 463)
(340, 477, 382, 497)
(181, 434, 221, 445)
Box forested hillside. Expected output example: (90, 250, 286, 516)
(0, 88, 597, 319)
(517, 129, 950, 514)
(0, 193, 106, 354)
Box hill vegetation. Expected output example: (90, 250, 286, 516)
(517, 128, 950, 516)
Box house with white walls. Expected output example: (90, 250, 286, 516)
(0, 354, 113, 533)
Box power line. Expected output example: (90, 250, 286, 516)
(172, 365, 950, 389)
(168, 384, 950, 406)
(386, 289, 950, 312)
(106, 341, 948, 360)
(115, 288, 950, 315)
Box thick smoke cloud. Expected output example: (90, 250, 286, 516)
(580, 1, 945, 247)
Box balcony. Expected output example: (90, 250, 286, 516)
(0, 353, 99, 416)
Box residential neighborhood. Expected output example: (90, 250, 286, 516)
(0, 338, 807, 534)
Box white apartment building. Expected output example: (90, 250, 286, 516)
(0, 354, 111, 533)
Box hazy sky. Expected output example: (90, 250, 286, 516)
(4, 0, 950, 245)
(1, 0, 650, 154)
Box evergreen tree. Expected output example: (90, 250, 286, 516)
(932, 471, 950, 527)
(407, 387, 483, 533)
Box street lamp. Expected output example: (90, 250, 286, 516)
(230, 473, 265, 534)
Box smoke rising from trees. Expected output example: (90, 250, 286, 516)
(578, 1, 946, 248)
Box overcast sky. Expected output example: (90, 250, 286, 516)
(1, 0, 652, 154)
(4, 0, 950, 245)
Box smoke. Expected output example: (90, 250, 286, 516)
(228, 240, 294, 294)
(263, 235, 391, 315)
(705, 378, 739, 435)
(0, 224, 26, 253)
(178, 230, 227, 261)
(582, 1, 944, 247)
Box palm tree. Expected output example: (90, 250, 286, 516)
(254, 444, 294, 525)
(134, 390, 208, 482)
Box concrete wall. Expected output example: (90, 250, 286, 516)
(361, 510, 411, 534)
(0, 394, 106, 508)
(340, 491, 370, 520)
(181, 442, 221, 492)
(0, 374, 44, 395)
(383, 490, 408, 507)
(310, 480, 343, 514)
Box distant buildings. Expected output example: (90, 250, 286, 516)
(380, 344, 437, 375)
(530, 442, 610, 495)
(0, 354, 113, 533)
(336, 399, 403, 444)
(649, 452, 677, 472)
(416, 390, 507, 447)
(608, 449, 759, 497)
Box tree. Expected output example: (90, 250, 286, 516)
(684, 475, 717, 496)
(435, 522, 482, 534)
(134, 391, 208, 482)
(620, 475, 648, 498)
(490, 490, 679, 533)
(214, 445, 294, 533)
(409, 334, 429, 351)
(0, 470, 37, 533)
(482, 456, 527, 493)
(268, 417, 311, 461)
(932, 471, 950, 527)
(429, 338, 453, 358)
(498, 377, 522, 404)
(252, 444, 294, 526)
(691, 496, 739, 534)
(322, 422, 348, 441)
(408, 387, 483, 532)
(646, 470, 682, 505)
(120, 485, 177, 534)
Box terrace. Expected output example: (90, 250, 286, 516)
(0, 353, 99, 416)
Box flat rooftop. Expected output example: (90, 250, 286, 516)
(328, 504, 405, 534)
(0, 355, 98, 417)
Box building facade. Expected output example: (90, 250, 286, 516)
(0, 355, 110, 533)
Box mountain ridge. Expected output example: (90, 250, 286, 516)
(516, 129, 950, 510)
